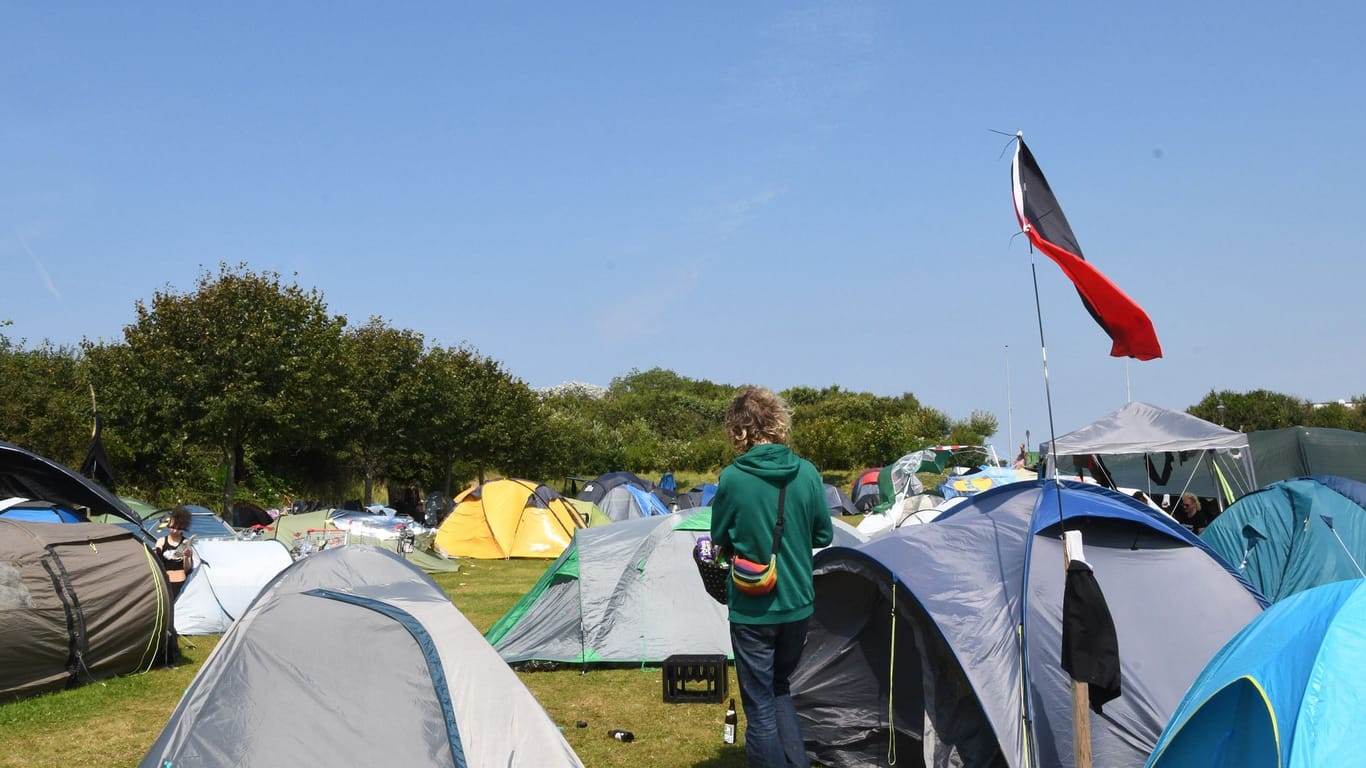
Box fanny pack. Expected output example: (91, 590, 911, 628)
(730, 486, 786, 596)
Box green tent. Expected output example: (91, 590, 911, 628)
(1248, 427, 1366, 485)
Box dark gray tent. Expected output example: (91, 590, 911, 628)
(0, 440, 146, 536)
(1247, 426, 1366, 485)
(142, 546, 582, 768)
(0, 518, 172, 700)
(791, 480, 1266, 768)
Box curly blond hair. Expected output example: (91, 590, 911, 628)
(725, 386, 791, 451)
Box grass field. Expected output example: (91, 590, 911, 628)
(0, 554, 768, 768)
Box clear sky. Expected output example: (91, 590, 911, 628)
(5, 3, 1363, 454)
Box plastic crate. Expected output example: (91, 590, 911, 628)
(662, 654, 728, 703)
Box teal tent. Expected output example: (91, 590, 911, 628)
(1147, 578, 1366, 768)
(1201, 476, 1366, 603)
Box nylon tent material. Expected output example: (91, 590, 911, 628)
(791, 479, 1266, 768)
(1147, 578, 1366, 768)
(1044, 402, 1257, 501)
(1200, 476, 1366, 602)
(141, 546, 583, 768)
(0, 440, 146, 533)
(0, 518, 171, 700)
(1247, 427, 1366, 485)
(174, 539, 294, 635)
(486, 509, 867, 664)
(435, 479, 583, 559)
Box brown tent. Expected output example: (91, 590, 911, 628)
(0, 518, 172, 701)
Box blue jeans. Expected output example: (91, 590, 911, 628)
(730, 619, 811, 768)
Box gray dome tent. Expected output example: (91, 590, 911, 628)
(141, 546, 582, 768)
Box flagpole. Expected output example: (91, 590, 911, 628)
(1006, 345, 1015, 459)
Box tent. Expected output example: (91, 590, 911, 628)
(0, 440, 146, 535)
(1, 518, 172, 701)
(261, 509, 460, 574)
(1247, 426, 1366, 485)
(851, 468, 883, 512)
(1147, 578, 1366, 768)
(435, 478, 584, 559)
(486, 509, 867, 665)
(824, 483, 860, 516)
(938, 466, 1037, 499)
(1045, 402, 1257, 504)
(1200, 475, 1366, 602)
(143, 504, 239, 540)
(576, 471, 671, 521)
(791, 479, 1266, 768)
(0, 498, 84, 523)
(141, 546, 583, 768)
(173, 539, 295, 635)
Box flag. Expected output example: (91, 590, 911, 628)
(1012, 138, 1163, 360)
(79, 412, 117, 493)
(1061, 559, 1121, 712)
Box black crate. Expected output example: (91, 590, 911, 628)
(662, 654, 728, 703)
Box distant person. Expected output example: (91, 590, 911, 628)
(711, 386, 833, 768)
(1173, 492, 1211, 533)
(154, 505, 196, 663)
(1014, 443, 1028, 469)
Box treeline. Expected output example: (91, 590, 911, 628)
(1188, 390, 1366, 433)
(1, 264, 999, 512)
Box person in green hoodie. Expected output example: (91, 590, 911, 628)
(711, 386, 833, 768)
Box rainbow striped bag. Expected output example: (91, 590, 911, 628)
(730, 486, 787, 596)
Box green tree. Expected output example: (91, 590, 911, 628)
(91, 264, 346, 514)
(0, 332, 91, 466)
(1190, 389, 1311, 432)
(335, 318, 425, 503)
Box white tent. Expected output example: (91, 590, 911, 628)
(175, 539, 294, 635)
(1045, 401, 1257, 502)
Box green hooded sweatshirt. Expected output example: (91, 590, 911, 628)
(710, 443, 834, 624)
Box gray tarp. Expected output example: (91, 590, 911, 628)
(142, 546, 582, 768)
(1044, 402, 1257, 500)
(791, 480, 1265, 768)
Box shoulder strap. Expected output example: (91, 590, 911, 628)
(769, 486, 786, 558)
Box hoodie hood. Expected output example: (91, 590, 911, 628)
(730, 443, 801, 483)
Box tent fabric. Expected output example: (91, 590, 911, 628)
(436, 479, 584, 559)
(0, 518, 172, 701)
(1247, 426, 1366, 485)
(791, 479, 1266, 768)
(1147, 578, 1366, 768)
(174, 539, 294, 635)
(486, 509, 867, 664)
(143, 505, 239, 540)
(0, 440, 145, 532)
(261, 509, 459, 573)
(575, 471, 655, 506)
(1200, 476, 1366, 603)
(596, 484, 672, 522)
(823, 484, 860, 516)
(141, 546, 582, 768)
(851, 468, 883, 512)
(1045, 402, 1257, 500)
(0, 500, 84, 523)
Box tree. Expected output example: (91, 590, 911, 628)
(94, 264, 346, 514)
(0, 331, 91, 466)
(335, 318, 425, 504)
(408, 345, 544, 496)
(1189, 389, 1311, 432)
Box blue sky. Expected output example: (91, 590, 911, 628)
(5, 3, 1363, 453)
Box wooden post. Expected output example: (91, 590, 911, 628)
(1063, 532, 1093, 768)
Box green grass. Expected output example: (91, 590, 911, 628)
(0, 556, 759, 768)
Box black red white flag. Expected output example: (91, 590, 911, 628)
(1012, 138, 1163, 361)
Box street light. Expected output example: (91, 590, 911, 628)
(1216, 398, 1227, 427)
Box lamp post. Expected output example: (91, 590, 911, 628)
(1216, 398, 1227, 427)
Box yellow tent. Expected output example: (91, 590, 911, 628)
(434, 478, 584, 559)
